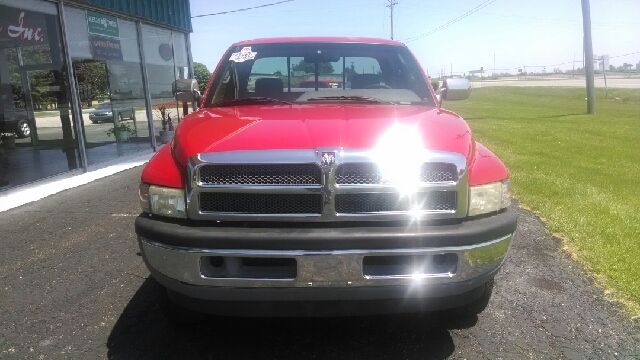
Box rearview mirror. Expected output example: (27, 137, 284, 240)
(172, 79, 199, 102)
(439, 78, 471, 102)
(303, 52, 341, 64)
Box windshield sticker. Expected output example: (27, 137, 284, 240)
(229, 47, 257, 62)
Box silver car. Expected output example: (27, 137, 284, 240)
(88, 102, 134, 123)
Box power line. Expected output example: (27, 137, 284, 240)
(610, 51, 640, 59)
(192, 0, 295, 18)
(404, 0, 498, 43)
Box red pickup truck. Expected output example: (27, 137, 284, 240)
(135, 37, 517, 321)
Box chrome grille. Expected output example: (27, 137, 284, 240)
(335, 191, 457, 213)
(420, 163, 458, 182)
(199, 193, 322, 214)
(188, 149, 468, 221)
(335, 162, 458, 185)
(335, 163, 380, 184)
(199, 164, 322, 186)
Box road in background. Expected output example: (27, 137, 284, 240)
(0, 167, 639, 358)
(472, 75, 640, 88)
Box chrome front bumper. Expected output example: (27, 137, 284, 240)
(139, 233, 513, 289)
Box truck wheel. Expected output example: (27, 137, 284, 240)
(15, 119, 31, 138)
(158, 286, 204, 324)
(456, 278, 494, 317)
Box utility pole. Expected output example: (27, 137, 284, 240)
(601, 56, 608, 97)
(387, 0, 398, 40)
(581, 0, 596, 114)
(493, 54, 496, 77)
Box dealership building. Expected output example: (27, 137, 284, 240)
(0, 0, 193, 191)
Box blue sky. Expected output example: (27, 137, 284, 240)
(189, 0, 640, 76)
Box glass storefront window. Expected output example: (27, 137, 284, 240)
(141, 24, 190, 139)
(0, 0, 192, 191)
(172, 31, 189, 80)
(1, 0, 81, 188)
(64, 6, 151, 165)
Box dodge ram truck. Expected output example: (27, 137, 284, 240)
(135, 37, 517, 321)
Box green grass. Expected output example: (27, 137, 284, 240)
(445, 87, 640, 317)
(33, 111, 60, 118)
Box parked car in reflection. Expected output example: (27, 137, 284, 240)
(88, 102, 134, 123)
(0, 106, 31, 138)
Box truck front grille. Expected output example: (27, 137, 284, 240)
(199, 193, 323, 214)
(199, 164, 322, 186)
(335, 191, 457, 213)
(189, 149, 468, 221)
(335, 162, 458, 184)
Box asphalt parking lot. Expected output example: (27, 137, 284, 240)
(1, 167, 639, 359)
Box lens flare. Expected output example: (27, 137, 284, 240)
(371, 123, 424, 196)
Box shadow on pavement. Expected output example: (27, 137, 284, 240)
(107, 278, 477, 360)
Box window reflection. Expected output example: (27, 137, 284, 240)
(141, 25, 189, 138)
(1, 2, 79, 188)
(65, 7, 150, 165)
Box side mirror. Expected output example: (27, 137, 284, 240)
(439, 78, 471, 102)
(172, 79, 199, 102)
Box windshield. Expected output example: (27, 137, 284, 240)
(205, 42, 436, 107)
(96, 103, 111, 110)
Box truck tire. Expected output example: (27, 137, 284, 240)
(158, 285, 204, 324)
(15, 119, 31, 138)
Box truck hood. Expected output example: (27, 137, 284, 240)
(172, 104, 474, 167)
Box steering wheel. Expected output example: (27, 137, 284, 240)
(365, 84, 392, 89)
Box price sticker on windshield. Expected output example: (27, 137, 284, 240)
(229, 47, 257, 62)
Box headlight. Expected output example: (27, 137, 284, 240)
(468, 179, 510, 216)
(139, 183, 186, 218)
(139, 183, 150, 213)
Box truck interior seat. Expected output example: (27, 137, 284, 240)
(255, 78, 283, 98)
(351, 74, 383, 89)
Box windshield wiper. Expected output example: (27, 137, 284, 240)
(305, 95, 393, 104)
(213, 97, 292, 107)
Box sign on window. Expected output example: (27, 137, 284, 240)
(89, 34, 123, 61)
(87, 11, 119, 38)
